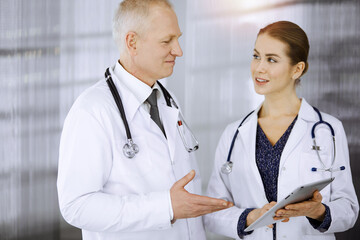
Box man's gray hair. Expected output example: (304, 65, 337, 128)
(113, 0, 173, 55)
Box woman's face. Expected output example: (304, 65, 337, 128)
(250, 33, 297, 97)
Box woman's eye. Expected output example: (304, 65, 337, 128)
(268, 58, 277, 63)
(162, 40, 171, 44)
(252, 54, 260, 60)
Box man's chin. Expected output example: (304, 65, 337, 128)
(159, 69, 174, 79)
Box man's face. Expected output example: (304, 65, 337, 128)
(133, 5, 183, 86)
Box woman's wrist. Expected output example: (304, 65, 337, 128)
(309, 203, 326, 221)
(246, 209, 259, 227)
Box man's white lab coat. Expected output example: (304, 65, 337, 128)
(57, 64, 206, 240)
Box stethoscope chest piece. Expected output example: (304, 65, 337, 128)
(222, 110, 255, 175)
(123, 139, 139, 158)
(221, 161, 233, 174)
(105, 67, 198, 159)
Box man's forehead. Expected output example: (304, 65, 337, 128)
(149, 4, 179, 25)
(146, 6, 181, 37)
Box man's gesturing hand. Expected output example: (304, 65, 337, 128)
(170, 170, 233, 221)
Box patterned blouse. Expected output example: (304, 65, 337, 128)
(237, 116, 331, 239)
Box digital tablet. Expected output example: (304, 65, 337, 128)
(244, 177, 334, 232)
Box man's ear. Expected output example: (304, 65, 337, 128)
(125, 31, 138, 56)
(292, 61, 305, 80)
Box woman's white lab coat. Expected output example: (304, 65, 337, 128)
(57, 67, 205, 240)
(204, 99, 358, 240)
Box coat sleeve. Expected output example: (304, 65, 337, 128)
(326, 121, 359, 233)
(57, 108, 172, 232)
(203, 123, 245, 239)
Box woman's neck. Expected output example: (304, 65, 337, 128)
(259, 93, 301, 118)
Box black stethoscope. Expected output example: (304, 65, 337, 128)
(221, 106, 345, 174)
(105, 67, 199, 159)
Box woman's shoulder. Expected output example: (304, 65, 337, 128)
(302, 99, 344, 130)
(320, 111, 342, 125)
(223, 110, 256, 135)
(224, 120, 243, 133)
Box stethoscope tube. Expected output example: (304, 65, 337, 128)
(157, 81, 199, 152)
(222, 106, 345, 175)
(311, 107, 335, 138)
(221, 110, 254, 174)
(105, 67, 199, 158)
(105, 68, 139, 158)
(105, 68, 132, 140)
(311, 107, 344, 173)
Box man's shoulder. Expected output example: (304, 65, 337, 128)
(71, 79, 112, 114)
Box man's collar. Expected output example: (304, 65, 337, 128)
(110, 61, 167, 122)
(114, 61, 153, 105)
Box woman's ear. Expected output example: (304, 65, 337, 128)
(292, 61, 305, 80)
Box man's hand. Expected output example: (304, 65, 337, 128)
(170, 170, 233, 220)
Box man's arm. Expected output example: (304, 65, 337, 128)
(171, 170, 233, 221)
(58, 108, 232, 232)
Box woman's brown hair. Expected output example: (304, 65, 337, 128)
(258, 21, 310, 84)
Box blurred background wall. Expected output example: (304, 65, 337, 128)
(0, 0, 359, 239)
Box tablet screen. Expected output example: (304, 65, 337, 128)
(244, 177, 334, 232)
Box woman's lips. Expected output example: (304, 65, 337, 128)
(255, 77, 269, 85)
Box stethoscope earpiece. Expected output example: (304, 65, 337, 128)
(310, 107, 343, 174)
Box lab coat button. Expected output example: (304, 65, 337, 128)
(282, 167, 286, 171)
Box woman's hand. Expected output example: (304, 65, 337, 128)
(274, 190, 326, 221)
(246, 202, 289, 228)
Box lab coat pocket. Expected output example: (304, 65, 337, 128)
(300, 146, 332, 184)
(300, 126, 334, 180)
(300, 148, 332, 202)
(302, 221, 335, 239)
(113, 136, 153, 177)
(302, 233, 335, 239)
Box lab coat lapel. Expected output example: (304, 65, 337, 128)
(108, 67, 141, 123)
(159, 102, 179, 163)
(279, 99, 316, 168)
(238, 106, 265, 195)
(279, 117, 307, 170)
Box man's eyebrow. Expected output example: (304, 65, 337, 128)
(164, 32, 183, 39)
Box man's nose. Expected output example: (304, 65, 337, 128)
(171, 39, 183, 57)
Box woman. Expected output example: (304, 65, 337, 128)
(204, 21, 359, 239)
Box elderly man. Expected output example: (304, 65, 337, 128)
(57, 0, 233, 239)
